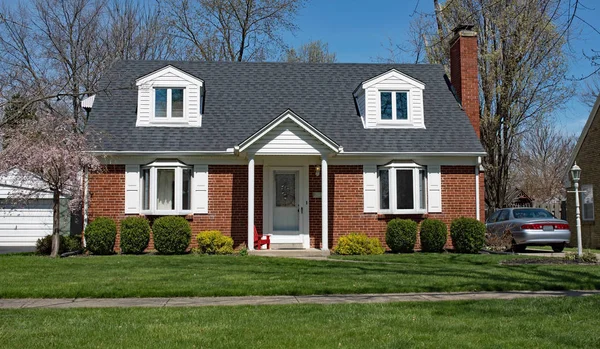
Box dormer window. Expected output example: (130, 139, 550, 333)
(355, 69, 425, 129)
(136, 65, 203, 127)
(155, 88, 185, 119)
(380, 91, 408, 121)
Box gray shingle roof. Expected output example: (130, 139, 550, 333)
(88, 60, 484, 154)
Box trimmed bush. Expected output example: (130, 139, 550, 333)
(35, 235, 82, 255)
(450, 217, 486, 254)
(85, 217, 117, 255)
(196, 230, 234, 255)
(152, 216, 191, 254)
(420, 219, 447, 252)
(334, 233, 385, 255)
(385, 219, 418, 253)
(120, 217, 151, 254)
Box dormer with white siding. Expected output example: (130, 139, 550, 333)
(135, 65, 203, 127)
(354, 69, 425, 129)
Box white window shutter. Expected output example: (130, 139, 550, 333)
(193, 165, 209, 213)
(363, 165, 378, 213)
(124, 165, 140, 214)
(427, 165, 442, 213)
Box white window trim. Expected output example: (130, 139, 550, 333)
(140, 161, 193, 216)
(151, 87, 188, 124)
(377, 164, 427, 215)
(378, 90, 412, 124)
(581, 184, 595, 221)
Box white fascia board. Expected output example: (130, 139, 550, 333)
(361, 69, 426, 90)
(237, 109, 341, 153)
(88, 150, 234, 156)
(136, 65, 204, 86)
(338, 151, 486, 157)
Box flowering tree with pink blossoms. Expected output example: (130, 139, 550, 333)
(0, 113, 101, 257)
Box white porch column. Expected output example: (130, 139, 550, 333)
(321, 156, 329, 250)
(248, 155, 255, 250)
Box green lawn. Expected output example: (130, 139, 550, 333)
(1, 253, 599, 298)
(1, 296, 599, 348)
(531, 246, 600, 254)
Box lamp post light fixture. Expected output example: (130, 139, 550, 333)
(570, 163, 583, 257)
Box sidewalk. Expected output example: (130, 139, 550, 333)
(2, 290, 599, 309)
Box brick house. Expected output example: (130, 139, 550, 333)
(85, 26, 485, 253)
(566, 94, 600, 249)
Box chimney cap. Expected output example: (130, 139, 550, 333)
(452, 24, 475, 34)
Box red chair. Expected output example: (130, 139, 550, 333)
(254, 226, 270, 250)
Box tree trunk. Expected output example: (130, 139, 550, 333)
(50, 189, 61, 258)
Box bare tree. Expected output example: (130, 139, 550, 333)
(0, 0, 174, 130)
(166, 0, 305, 61)
(0, 113, 101, 257)
(283, 40, 336, 63)
(401, 0, 576, 210)
(107, 0, 176, 61)
(513, 121, 576, 203)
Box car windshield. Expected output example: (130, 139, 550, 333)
(513, 209, 554, 219)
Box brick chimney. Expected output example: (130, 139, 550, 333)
(450, 25, 480, 138)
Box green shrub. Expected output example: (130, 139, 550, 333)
(419, 219, 447, 252)
(450, 217, 486, 254)
(85, 217, 117, 255)
(152, 216, 191, 254)
(385, 219, 418, 253)
(119, 217, 151, 254)
(564, 251, 598, 263)
(196, 230, 234, 255)
(35, 235, 82, 255)
(334, 233, 384, 255)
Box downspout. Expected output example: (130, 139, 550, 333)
(475, 156, 481, 221)
(83, 167, 89, 247)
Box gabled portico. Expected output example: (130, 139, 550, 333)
(237, 110, 341, 251)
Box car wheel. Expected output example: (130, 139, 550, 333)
(512, 240, 526, 253)
(551, 243, 565, 253)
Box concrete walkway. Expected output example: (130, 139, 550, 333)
(1, 290, 599, 309)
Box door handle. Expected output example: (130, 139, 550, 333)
(300, 207, 303, 214)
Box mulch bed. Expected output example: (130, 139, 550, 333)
(501, 258, 599, 265)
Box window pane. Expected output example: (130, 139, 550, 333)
(396, 170, 414, 210)
(275, 174, 296, 207)
(396, 92, 408, 120)
(380, 92, 392, 120)
(379, 170, 389, 210)
(419, 169, 426, 210)
(182, 168, 191, 211)
(157, 169, 175, 210)
(582, 184, 594, 220)
(155, 89, 167, 118)
(142, 169, 150, 210)
(171, 89, 184, 118)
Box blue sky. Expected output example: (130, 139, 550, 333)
(282, 0, 600, 137)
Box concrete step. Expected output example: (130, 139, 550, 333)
(270, 243, 304, 249)
(248, 248, 330, 258)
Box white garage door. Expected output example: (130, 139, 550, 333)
(0, 199, 53, 247)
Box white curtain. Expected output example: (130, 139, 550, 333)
(157, 170, 175, 210)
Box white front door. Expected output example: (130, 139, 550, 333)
(272, 170, 301, 243)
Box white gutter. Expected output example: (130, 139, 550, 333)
(83, 168, 89, 247)
(338, 151, 487, 157)
(88, 150, 234, 156)
(475, 156, 481, 221)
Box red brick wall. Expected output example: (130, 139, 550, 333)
(88, 165, 262, 251)
(450, 31, 480, 138)
(88, 165, 127, 248)
(308, 165, 479, 250)
(89, 164, 479, 251)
